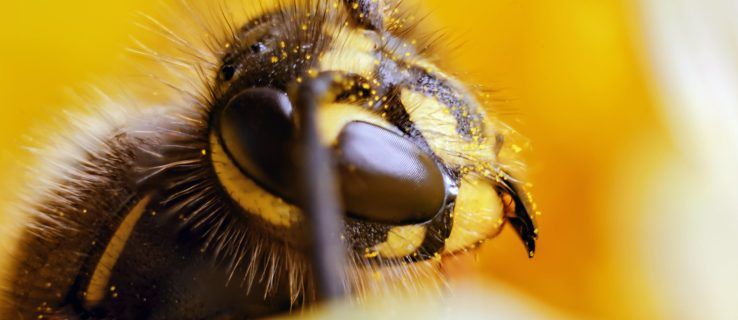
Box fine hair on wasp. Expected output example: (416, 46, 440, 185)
(0, 0, 538, 318)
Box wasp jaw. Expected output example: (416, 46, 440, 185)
(498, 177, 539, 258)
(509, 215, 538, 258)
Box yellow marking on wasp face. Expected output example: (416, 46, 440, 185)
(371, 225, 426, 258)
(320, 50, 376, 77)
(401, 90, 495, 167)
(329, 26, 377, 52)
(319, 27, 377, 77)
(210, 132, 303, 227)
(443, 176, 504, 253)
(317, 103, 396, 144)
(85, 195, 152, 308)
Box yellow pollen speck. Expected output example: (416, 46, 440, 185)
(301, 24, 308, 31)
(82, 209, 87, 213)
(352, 3, 359, 9)
(512, 144, 523, 153)
(110, 286, 116, 292)
(432, 253, 442, 263)
(200, 149, 207, 156)
(270, 56, 279, 63)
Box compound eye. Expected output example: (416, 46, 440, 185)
(217, 88, 297, 199)
(335, 121, 448, 224)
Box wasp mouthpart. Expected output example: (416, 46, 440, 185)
(498, 176, 539, 258)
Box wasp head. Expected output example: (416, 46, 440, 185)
(196, 0, 536, 300)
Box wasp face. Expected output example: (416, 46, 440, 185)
(2, 1, 537, 319)
(204, 0, 537, 267)
(209, 8, 455, 259)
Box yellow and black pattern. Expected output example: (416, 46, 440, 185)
(0, 0, 537, 318)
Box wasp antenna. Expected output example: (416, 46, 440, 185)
(496, 173, 538, 258)
(291, 73, 348, 301)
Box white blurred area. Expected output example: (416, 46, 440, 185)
(290, 279, 569, 320)
(635, 0, 738, 318)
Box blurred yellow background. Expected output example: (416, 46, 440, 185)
(1, 0, 735, 319)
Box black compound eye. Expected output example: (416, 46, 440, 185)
(217, 88, 296, 199)
(220, 65, 236, 81)
(217, 90, 449, 225)
(335, 121, 448, 224)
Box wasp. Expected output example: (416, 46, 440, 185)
(0, 0, 537, 318)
